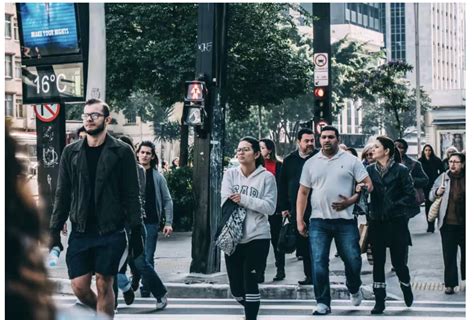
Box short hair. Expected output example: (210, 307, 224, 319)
(347, 147, 358, 157)
(297, 128, 314, 141)
(320, 125, 339, 139)
(394, 138, 408, 150)
(448, 152, 465, 164)
(118, 135, 135, 152)
(85, 98, 110, 117)
(136, 140, 158, 169)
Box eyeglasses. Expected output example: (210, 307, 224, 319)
(448, 160, 462, 164)
(235, 147, 252, 153)
(81, 112, 105, 120)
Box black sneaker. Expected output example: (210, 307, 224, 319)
(298, 277, 312, 285)
(273, 269, 285, 281)
(123, 288, 135, 305)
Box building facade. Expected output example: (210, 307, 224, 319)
(385, 3, 466, 157)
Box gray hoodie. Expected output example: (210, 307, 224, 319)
(221, 165, 277, 243)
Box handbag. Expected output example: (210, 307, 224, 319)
(358, 223, 369, 254)
(428, 173, 445, 223)
(215, 203, 247, 256)
(353, 186, 369, 216)
(277, 216, 297, 254)
(415, 188, 426, 205)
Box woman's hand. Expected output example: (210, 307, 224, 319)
(436, 186, 446, 197)
(355, 183, 367, 193)
(229, 193, 241, 204)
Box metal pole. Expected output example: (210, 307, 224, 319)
(415, 3, 421, 156)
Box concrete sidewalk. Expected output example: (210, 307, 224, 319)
(48, 212, 465, 302)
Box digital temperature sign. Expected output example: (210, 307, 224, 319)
(22, 63, 84, 103)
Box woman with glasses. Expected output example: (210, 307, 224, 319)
(221, 136, 277, 320)
(429, 153, 465, 295)
(362, 136, 417, 314)
(361, 143, 375, 167)
(418, 144, 444, 232)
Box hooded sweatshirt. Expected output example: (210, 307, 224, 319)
(221, 165, 277, 243)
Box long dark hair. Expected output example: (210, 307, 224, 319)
(6, 129, 56, 320)
(376, 136, 401, 163)
(240, 136, 265, 168)
(419, 144, 441, 163)
(259, 138, 277, 161)
(137, 140, 158, 169)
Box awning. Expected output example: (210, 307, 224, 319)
(431, 119, 465, 125)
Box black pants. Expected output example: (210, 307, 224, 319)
(372, 241, 410, 285)
(225, 239, 270, 320)
(267, 214, 285, 271)
(440, 224, 466, 287)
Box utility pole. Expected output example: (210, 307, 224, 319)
(414, 3, 422, 156)
(190, 4, 228, 274)
(312, 3, 332, 135)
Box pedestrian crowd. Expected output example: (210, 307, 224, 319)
(5, 98, 465, 320)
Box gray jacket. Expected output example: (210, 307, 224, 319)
(150, 168, 173, 226)
(429, 171, 450, 229)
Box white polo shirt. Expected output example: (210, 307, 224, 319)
(300, 149, 368, 220)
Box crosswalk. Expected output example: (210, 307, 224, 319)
(55, 295, 465, 319)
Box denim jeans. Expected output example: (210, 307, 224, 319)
(138, 223, 167, 298)
(308, 218, 362, 307)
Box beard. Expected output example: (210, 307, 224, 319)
(85, 121, 106, 136)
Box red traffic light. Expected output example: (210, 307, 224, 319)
(314, 87, 325, 99)
(186, 81, 206, 102)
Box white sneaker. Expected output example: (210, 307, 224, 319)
(351, 289, 363, 306)
(312, 303, 331, 315)
(156, 295, 168, 310)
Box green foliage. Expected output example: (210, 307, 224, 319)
(164, 167, 195, 231)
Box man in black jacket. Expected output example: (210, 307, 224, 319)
(49, 99, 143, 317)
(278, 128, 317, 285)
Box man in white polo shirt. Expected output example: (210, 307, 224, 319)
(296, 126, 373, 315)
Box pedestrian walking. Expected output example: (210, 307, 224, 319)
(221, 136, 277, 320)
(429, 152, 465, 295)
(364, 136, 417, 314)
(361, 143, 375, 167)
(418, 144, 445, 232)
(136, 141, 173, 306)
(296, 126, 372, 315)
(258, 138, 285, 282)
(442, 146, 459, 171)
(49, 99, 144, 318)
(278, 128, 317, 286)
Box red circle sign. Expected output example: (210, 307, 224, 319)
(316, 120, 329, 134)
(33, 103, 61, 122)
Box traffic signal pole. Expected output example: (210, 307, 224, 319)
(190, 4, 228, 274)
(313, 3, 332, 129)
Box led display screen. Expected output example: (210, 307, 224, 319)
(18, 3, 80, 59)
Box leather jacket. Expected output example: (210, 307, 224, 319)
(367, 160, 418, 221)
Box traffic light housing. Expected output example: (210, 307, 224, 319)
(313, 86, 331, 125)
(182, 80, 207, 127)
(314, 87, 326, 100)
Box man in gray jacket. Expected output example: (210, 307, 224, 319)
(50, 99, 143, 317)
(136, 141, 173, 298)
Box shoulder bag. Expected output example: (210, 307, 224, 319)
(428, 173, 445, 222)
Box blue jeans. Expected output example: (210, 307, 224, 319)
(144, 223, 159, 268)
(308, 218, 362, 307)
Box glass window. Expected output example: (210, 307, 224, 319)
(5, 55, 13, 78)
(15, 98, 24, 118)
(13, 19, 19, 40)
(5, 15, 12, 38)
(5, 94, 14, 117)
(15, 60, 22, 79)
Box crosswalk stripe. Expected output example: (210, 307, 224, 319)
(111, 316, 465, 320)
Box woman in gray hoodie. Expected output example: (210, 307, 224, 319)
(221, 136, 277, 320)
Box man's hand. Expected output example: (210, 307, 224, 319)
(281, 210, 290, 218)
(297, 220, 308, 238)
(229, 193, 241, 204)
(49, 229, 64, 251)
(130, 226, 144, 259)
(163, 225, 173, 237)
(61, 223, 68, 236)
(331, 195, 353, 211)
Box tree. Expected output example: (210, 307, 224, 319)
(353, 60, 431, 138)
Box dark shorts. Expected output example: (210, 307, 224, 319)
(66, 229, 127, 279)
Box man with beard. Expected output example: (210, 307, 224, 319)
(49, 99, 144, 318)
(296, 126, 373, 315)
(278, 128, 317, 285)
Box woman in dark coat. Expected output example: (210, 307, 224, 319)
(362, 136, 417, 315)
(418, 144, 444, 232)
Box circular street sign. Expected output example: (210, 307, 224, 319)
(314, 53, 328, 68)
(33, 103, 61, 122)
(316, 120, 329, 134)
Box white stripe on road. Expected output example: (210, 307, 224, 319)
(112, 316, 465, 320)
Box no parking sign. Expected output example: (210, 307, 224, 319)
(33, 103, 61, 122)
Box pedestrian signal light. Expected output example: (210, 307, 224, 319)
(183, 80, 207, 127)
(314, 87, 325, 100)
(185, 81, 206, 102)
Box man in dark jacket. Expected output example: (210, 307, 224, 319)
(278, 128, 317, 285)
(49, 99, 143, 317)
